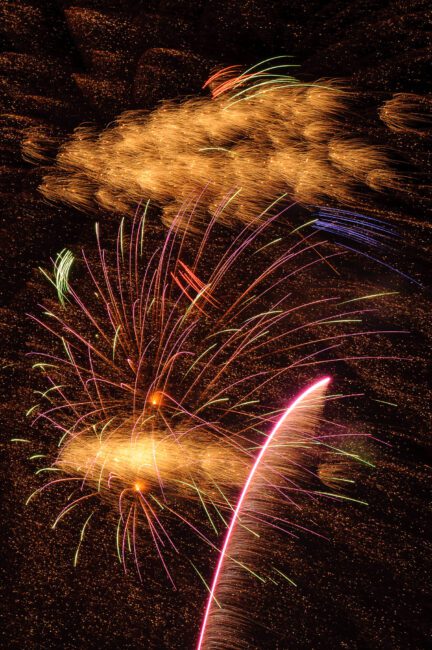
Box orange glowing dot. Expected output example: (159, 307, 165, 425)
(134, 481, 144, 492)
(149, 391, 163, 407)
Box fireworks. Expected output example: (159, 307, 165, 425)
(22, 56, 413, 636)
(23, 58, 402, 231)
(26, 193, 402, 601)
(3, 2, 427, 645)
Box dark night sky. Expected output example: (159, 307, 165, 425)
(1, 2, 431, 648)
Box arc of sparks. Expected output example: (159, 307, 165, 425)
(196, 376, 331, 650)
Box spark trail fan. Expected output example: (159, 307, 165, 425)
(27, 195, 402, 597)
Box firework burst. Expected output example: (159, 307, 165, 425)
(26, 195, 403, 594)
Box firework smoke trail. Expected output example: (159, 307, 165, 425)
(23, 57, 405, 231)
(27, 193, 404, 585)
(197, 377, 330, 650)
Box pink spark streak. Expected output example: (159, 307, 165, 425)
(196, 376, 331, 650)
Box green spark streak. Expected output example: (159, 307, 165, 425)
(11, 438, 31, 443)
(32, 362, 57, 371)
(199, 147, 231, 154)
(140, 200, 150, 257)
(136, 415, 155, 428)
(223, 58, 299, 96)
(35, 385, 64, 399)
(238, 522, 261, 539)
(316, 491, 368, 506)
(149, 494, 165, 510)
(193, 479, 218, 534)
(232, 399, 260, 409)
(190, 562, 221, 608)
(53, 249, 74, 307)
(25, 489, 40, 506)
(373, 399, 398, 407)
(116, 517, 122, 563)
(183, 343, 217, 377)
(62, 338, 73, 363)
(97, 456, 109, 492)
(260, 193, 287, 218)
(98, 417, 116, 440)
(209, 500, 229, 527)
(235, 56, 296, 79)
(147, 297, 155, 313)
(234, 559, 266, 583)
(226, 74, 301, 103)
(261, 408, 285, 417)
(29, 454, 46, 460)
(195, 397, 229, 415)
(236, 67, 302, 86)
(39, 251, 74, 306)
(244, 310, 282, 323)
(35, 467, 61, 475)
(273, 567, 297, 586)
(338, 291, 399, 305)
(38, 268, 57, 292)
(58, 427, 72, 447)
(52, 501, 81, 529)
(206, 328, 239, 340)
(243, 329, 269, 347)
(209, 480, 235, 512)
(209, 483, 260, 542)
(119, 217, 125, 261)
(321, 441, 376, 468)
(224, 80, 297, 109)
(251, 238, 282, 256)
(73, 513, 94, 567)
(174, 479, 218, 534)
(217, 187, 243, 218)
(112, 325, 121, 360)
(289, 219, 318, 234)
(244, 309, 284, 323)
(255, 443, 313, 451)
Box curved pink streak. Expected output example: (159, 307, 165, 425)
(196, 376, 331, 650)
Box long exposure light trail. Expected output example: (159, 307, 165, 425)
(197, 376, 331, 649)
